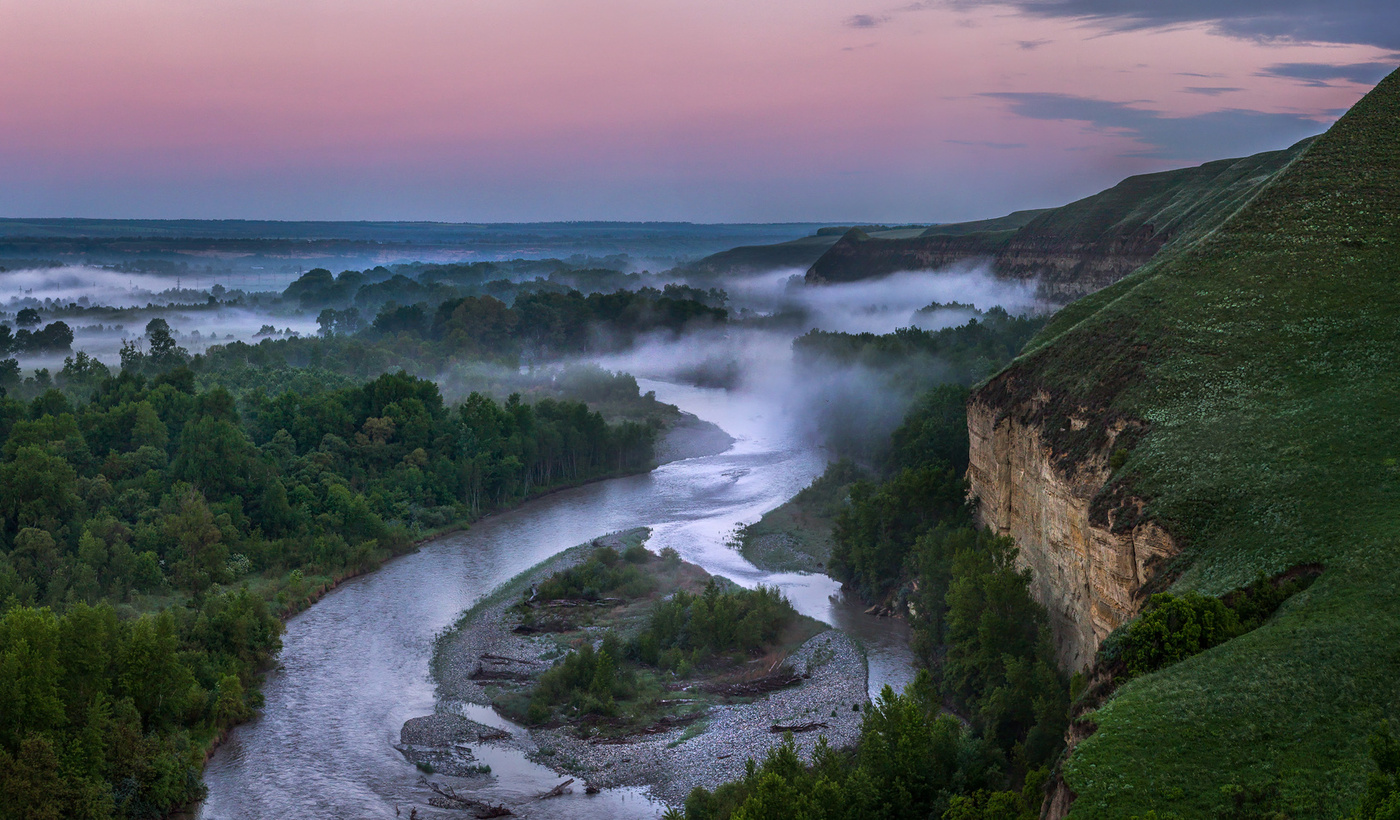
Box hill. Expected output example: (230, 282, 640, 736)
(803, 142, 1310, 300)
(967, 68, 1400, 816)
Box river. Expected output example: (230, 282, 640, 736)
(198, 378, 917, 819)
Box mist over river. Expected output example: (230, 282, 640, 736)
(197, 378, 918, 819)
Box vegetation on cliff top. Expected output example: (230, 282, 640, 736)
(976, 67, 1400, 816)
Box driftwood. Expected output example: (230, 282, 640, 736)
(536, 778, 574, 799)
(424, 780, 513, 817)
(468, 668, 532, 682)
(590, 711, 708, 744)
(769, 721, 828, 734)
(475, 727, 511, 741)
(528, 597, 622, 609)
(702, 668, 803, 697)
(512, 621, 573, 635)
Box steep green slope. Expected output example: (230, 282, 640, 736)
(977, 68, 1400, 816)
(804, 142, 1309, 298)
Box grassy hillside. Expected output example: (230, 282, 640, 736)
(803, 143, 1308, 297)
(978, 68, 1400, 816)
(919, 208, 1050, 237)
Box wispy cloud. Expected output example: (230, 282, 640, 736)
(1017, 38, 1053, 50)
(946, 139, 1028, 149)
(1259, 61, 1397, 87)
(1182, 86, 1243, 96)
(845, 13, 889, 28)
(982, 91, 1325, 159)
(936, 1, 1400, 51)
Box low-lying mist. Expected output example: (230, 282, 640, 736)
(590, 265, 1047, 463)
(1, 265, 316, 369)
(3, 258, 1043, 466)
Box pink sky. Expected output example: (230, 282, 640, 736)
(0, 1, 1391, 222)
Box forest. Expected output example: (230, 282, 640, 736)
(0, 316, 657, 818)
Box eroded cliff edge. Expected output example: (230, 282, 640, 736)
(966, 385, 1176, 672)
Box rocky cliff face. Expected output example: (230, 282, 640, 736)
(966, 394, 1177, 671)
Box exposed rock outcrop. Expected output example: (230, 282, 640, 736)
(966, 393, 1176, 671)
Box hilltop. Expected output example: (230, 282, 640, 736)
(967, 67, 1400, 816)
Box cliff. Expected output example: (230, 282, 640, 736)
(965, 67, 1400, 817)
(966, 397, 1175, 671)
(804, 141, 1309, 300)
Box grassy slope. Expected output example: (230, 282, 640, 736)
(919, 208, 1052, 237)
(1004, 140, 1309, 260)
(983, 69, 1400, 816)
(802, 143, 1308, 288)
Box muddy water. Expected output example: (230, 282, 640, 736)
(198, 380, 917, 819)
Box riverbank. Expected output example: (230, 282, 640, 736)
(426, 530, 867, 809)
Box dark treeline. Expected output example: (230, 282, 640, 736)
(0, 319, 74, 356)
(283, 262, 728, 362)
(383, 286, 727, 360)
(0, 338, 655, 816)
(794, 307, 1046, 396)
(790, 307, 1047, 464)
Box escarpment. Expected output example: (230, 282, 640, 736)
(966, 386, 1176, 671)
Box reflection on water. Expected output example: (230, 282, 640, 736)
(199, 380, 916, 819)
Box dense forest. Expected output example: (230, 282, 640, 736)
(0, 317, 657, 818)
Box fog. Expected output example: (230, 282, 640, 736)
(719, 263, 1043, 335)
(1, 264, 316, 371)
(1, 266, 202, 308)
(590, 265, 1046, 462)
(3, 259, 1039, 463)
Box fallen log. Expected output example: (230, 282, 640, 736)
(536, 778, 574, 799)
(469, 668, 533, 682)
(424, 781, 513, 817)
(769, 721, 828, 734)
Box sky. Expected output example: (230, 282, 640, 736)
(0, 1, 1394, 223)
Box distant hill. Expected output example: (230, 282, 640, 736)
(680, 224, 935, 279)
(969, 67, 1400, 817)
(0, 220, 840, 280)
(802, 143, 1310, 300)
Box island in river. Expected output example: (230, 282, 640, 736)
(411, 528, 867, 811)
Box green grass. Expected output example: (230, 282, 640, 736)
(977, 68, 1400, 817)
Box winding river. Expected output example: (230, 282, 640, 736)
(198, 379, 917, 819)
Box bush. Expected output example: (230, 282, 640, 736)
(1116, 592, 1242, 677)
(628, 580, 796, 670)
(531, 545, 655, 601)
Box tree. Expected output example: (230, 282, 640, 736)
(144, 319, 189, 371)
(0, 446, 81, 537)
(15, 308, 40, 328)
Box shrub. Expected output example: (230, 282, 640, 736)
(1117, 592, 1242, 677)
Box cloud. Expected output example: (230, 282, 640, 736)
(982, 91, 1326, 159)
(946, 139, 1028, 149)
(1259, 61, 1398, 86)
(951, 0, 1400, 51)
(1182, 86, 1244, 96)
(1017, 38, 1053, 49)
(845, 13, 889, 28)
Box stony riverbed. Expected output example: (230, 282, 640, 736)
(416, 530, 868, 808)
